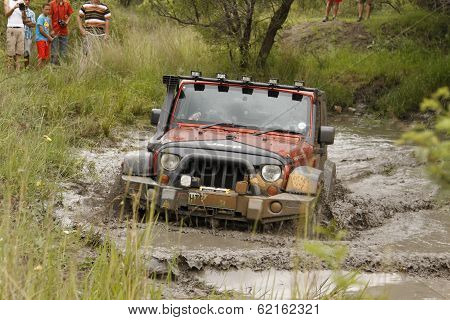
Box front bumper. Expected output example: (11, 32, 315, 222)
(122, 175, 316, 223)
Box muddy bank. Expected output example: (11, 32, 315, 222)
(282, 21, 373, 52)
(54, 117, 449, 298)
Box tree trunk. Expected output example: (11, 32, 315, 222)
(256, 0, 294, 69)
(239, 0, 256, 69)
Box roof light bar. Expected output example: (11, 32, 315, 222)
(294, 80, 305, 87)
(242, 75, 252, 82)
(191, 71, 202, 77)
(216, 73, 227, 80)
(269, 78, 278, 85)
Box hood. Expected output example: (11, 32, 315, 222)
(159, 126, 313, 166)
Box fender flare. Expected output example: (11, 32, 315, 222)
(122, 151, 153, 177)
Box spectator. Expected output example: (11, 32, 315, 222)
(4, 0, 27, 71)
(35, 3, 53, 67)
(323, 0, 343, 22)
(357, 0, 372, 22)
(77, 0, 111, 54)
(49, 0, 74, 65)
(23, 0, 35, 68)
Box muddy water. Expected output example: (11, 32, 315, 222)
(56, 116, 449, 299)
(199, 268, 450, 299)
(328, 116, 449, 257)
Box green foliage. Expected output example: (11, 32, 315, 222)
(263, 6, 450, 117)
(398, 87, 450, 190)
(0, 11, 227, 299)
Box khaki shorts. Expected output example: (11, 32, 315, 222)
(6, 27, 25, 56)
(24, 38, 32, 57)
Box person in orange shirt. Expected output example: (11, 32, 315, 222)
(49, 0, 73, 64)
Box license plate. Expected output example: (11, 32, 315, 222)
(188, 192, 204, 204)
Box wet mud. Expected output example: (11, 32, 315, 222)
(55, 116, 450, 299)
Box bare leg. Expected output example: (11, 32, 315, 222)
(326, 1, 332, 17)
(365, 0, 372, 19)
(14, 55, 22, 71)
(323, 1, 332, 21)
(6, 56, 15, 71)
(24, 55, 30, 68)
(333, 3, 340, 19)
(358, 1, 364, 20)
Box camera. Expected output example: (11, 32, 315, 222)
(19, 3, 25, 11)
(58, 19, 66, 27)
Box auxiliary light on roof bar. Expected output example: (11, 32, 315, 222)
(242, 75, 252, 82)
(294, 80, 305, 87)
(191, 71, 202, 77)
(216, 73, 227, 80)
(269, 78, 278, 85)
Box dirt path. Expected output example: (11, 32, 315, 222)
(55, 116, 450, 299)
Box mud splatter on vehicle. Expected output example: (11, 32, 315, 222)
(121, 74, 337, 237)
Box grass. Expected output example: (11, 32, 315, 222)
(0, 7, 229, 298)
(266, 5, 450, 118)
(0, 2, 446, 299)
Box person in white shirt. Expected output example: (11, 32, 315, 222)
(4, 0, 27, 70)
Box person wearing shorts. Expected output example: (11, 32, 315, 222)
(357, 0, 372, 22)
(23, 0, 35, 68)
(77, 0, 112, 55)
(4, 0, 27, 71)
(35, 3, 53, 67)
(323, 0, 343, 22)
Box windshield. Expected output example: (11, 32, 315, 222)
(173, 83, 312, 135)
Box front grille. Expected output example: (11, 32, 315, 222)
(181, 159, 249, 189)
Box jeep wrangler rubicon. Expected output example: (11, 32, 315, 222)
(122, 72, 336, 235)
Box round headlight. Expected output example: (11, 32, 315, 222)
(160, 154, 180, 171)
(261, 165, 282, 182)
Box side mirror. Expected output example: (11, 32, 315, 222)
(319, 126, 335, 145)
(151, 109, 161, 126)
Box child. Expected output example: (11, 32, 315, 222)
(323, 0, 343, 22)
(35, 3, 53, 67)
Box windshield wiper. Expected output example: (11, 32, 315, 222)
(254, 128, 299, 136)
(200, 122, 245, 129)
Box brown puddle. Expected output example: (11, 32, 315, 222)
(198, 268, 450, 299)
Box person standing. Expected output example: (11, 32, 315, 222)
(323, 0, 343, 22)
(77, 0, 111, 54)
(49, 0, 73, 64)
(4, 0, 27, 71)
(35, 3, 53, 67)
(357, 0, 372, 22)
(23, 0, 36, 68)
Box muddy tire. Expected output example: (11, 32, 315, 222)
(292, 182, 326, 239)
(308, 190, 326, 239)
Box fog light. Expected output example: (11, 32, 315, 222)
(270, 201, 282, 214)
(180, 175, 192, 187)
(160, 174, 169, 185)
(267, 185, 279, 196)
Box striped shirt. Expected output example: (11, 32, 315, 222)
(24, 8, 36, 40)
(79, 1, 111, 34)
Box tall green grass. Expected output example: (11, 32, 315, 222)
(268, 7, 449, 117)
(0, 14, 229, 298)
